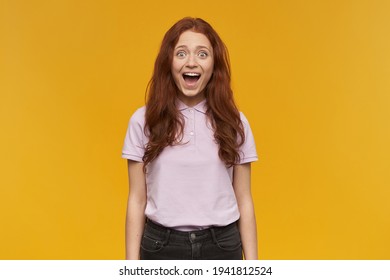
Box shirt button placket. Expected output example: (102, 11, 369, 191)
(189, 109, 195, 144)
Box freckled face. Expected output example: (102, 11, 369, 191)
(171, 30, 214, 107)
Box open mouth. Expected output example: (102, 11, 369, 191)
(182, 72, 201, 85)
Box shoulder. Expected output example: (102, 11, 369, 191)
(129, 106, 146, 125)
(239, 111, 250, 126)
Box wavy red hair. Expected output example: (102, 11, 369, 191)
(143, 17, 245, 171)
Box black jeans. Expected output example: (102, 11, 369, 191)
(140, 219, 243, 260)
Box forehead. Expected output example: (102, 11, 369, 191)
(175, 30, 212, 49)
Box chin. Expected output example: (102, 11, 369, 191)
(180, 87, 202, 96)
(181, 91, 200, 97)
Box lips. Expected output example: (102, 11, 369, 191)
(182, 72, 201, 87)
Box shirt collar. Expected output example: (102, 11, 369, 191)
(176, 98, 207, 114)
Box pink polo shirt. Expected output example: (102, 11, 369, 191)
(122, 99, 258, 231)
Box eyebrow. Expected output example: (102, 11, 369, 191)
(175, 45, 212, 52)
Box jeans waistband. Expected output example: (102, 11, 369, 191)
(145, 219, 238, 244)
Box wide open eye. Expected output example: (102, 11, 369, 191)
(198, 51, 208, 58)
(176, 51, 186, 57)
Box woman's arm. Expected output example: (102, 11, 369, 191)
(233, 163, 258, 260)
(125, 160, 147, 260)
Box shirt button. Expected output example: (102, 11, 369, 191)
(190, 131, 194, 136)
(189, 109, 193, 113)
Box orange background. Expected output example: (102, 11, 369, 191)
(1, 0, 389, 259)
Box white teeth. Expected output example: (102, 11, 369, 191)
(183, 73, 200, 76)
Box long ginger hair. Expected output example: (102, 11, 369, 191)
(143, 17, 245, 170)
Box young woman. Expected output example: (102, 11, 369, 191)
(122, 17, 258, 260)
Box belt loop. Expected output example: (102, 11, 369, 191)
(210, 228, 217, 244)
(164, 229, 171, 245)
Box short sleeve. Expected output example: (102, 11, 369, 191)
(238, 112, 258, 164)
(121, 107, 147, 162)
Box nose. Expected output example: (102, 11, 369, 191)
(186, 54, 197, 68)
